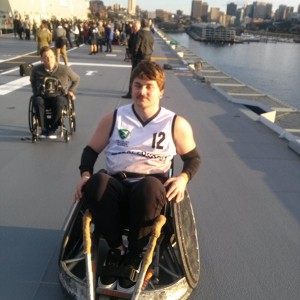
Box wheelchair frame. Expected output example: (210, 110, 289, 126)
(28, 95, 76, 143)
(58, 189, 200, 300)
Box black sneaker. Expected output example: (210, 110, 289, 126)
(98, 249, 123, 290)
(48, 131, 57, 139)
(39, 130, 48, 139)
(117, 252, 142, 293)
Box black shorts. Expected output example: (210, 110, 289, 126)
(55, 37, 67, 48)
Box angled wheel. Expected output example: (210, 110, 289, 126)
(69, 100, 76, 134)
(172, 191, 200, 289)
(28, 96, 39, 142)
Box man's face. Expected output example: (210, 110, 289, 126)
(134, 23, 140, 32)
(131, 77, 163, 109)
(41, 50, 56, 70)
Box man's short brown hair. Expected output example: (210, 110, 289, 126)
(130, 61, 165, 91)
(39, 46, 53, 57)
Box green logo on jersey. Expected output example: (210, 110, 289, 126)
(118, 129, 130, 139)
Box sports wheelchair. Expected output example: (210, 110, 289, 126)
(28, 94, 76, 143)
(58, 178, 200, 299)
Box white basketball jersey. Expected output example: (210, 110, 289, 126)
(105, 104, 177, 175)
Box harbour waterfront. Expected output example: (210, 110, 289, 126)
(169, 32, 300, 110)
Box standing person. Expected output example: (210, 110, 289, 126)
(97, 20, 105, 53)
(14, 17, 23, 39)
(64, 21, 73, 48)
(13, 16, 19, 37)
(121, 20, 141, 98)
(32, 20, 38, 40)
(83, 22, 90, 44)
(88, 21, 99, 55)
(54, 20, 68, 65)
(30, 46, 80, 138)
(132, 18, 154, 69)
(124, 21, 132, 46)
(54, 21, 68, 66)
(71, 22, 80, 47)
(74, 61, 200, 292)
(78, 21, 84, 45)
(36, 21, 52, 56)
(105, 20, 113, 53)
(23, 18, 31, 40)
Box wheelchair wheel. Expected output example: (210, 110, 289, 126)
(68, 100, 76, 134)
(64, 131, 70, 142)
(59, 193, 197, 300)
(28, 96, 38, 143)
(173, 191, 200, 289)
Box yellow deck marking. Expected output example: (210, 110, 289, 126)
(151, 57, 179, 61)
(7, 61, 27, 64)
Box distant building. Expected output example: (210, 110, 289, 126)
(128, 0, 136, 16)
(0, 0, 89, 24)
(210, 7, 220, 22)
(187, 23, 236, 43)
(191, 0, 202, 21)
(227, 2, 237, 17)
(275, 5, 294, 21)
(90, 1, 107, 19)
(201, 2, 209, 22)
(176, 10, 184, 18)
(253, 1, 268, 19)
(245, 4, 254, 18)
(265, 3, 273, 19)
(156, 9, 170, 22)
(236, 8, 245, 26)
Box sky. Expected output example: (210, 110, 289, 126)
(102, 1, 300, 15)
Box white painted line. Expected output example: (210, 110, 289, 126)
(0, 62, 131, 95)
(214, 83, 245, 87)
(0, 77, 30, 95)
(69, 62, 130, 68)
(86, 70, 98, 76)
(0, 50, 37, 62)
(228, 92, 265, 97)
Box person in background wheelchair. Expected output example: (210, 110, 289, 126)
(74, 61, 200, 293)
(30, 46, 80, 139)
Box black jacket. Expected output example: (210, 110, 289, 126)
(133, 28, 154, 60)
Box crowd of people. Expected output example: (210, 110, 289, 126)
(12, 16, 154, 57)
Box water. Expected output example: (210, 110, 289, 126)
(169, 33, 300, 110)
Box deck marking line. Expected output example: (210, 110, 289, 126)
(0, 77, 30, 95)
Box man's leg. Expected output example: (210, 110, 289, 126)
(61, 46, 68, 65)
(128, 176, 167, 254)
(84, 172, 128, 289)
(50, 95, 67, 131)
(32, 96, 47, 134)
(117, 176, 166, 291)
(83, 172, 128, 248)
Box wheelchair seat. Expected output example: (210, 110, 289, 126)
(58, 189, 200, 299)
(28, 95, 76, 143)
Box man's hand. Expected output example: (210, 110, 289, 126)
(68, 91, 76, 100)
(164, 174, 188, 203)
(74, 175, 90, 202)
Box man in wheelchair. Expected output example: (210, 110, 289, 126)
(74, 61, 200, 293)
(30, 46, 80, 138)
